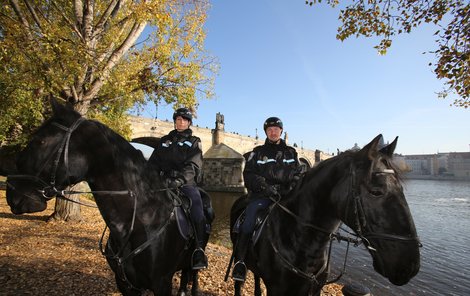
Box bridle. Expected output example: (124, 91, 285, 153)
(347, 164, 422, 250)
(7, 117, 89, 201)
(265, 161, 422, 289)
(7, 116, 182, 292)
(7, 117, 134, 204)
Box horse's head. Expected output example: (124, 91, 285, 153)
(338, 135, 420, 286)
(7, 99, 85, 214)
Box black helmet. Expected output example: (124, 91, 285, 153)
(263, 116, 283, 131)
(173, 107, 192, 122)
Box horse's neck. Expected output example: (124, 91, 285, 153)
(280, 167, 345, 254)
(86, 157, 168, 237)
(295, 177, 342, 232)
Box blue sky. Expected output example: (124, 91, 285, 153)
(138, 0, 469, 155)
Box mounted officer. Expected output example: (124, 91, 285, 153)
(231, 116, 301, 282)
(150, 107, 208, 270)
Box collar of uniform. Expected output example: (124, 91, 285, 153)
(169, 128, 192, 138)
(264, 138, 286, 147)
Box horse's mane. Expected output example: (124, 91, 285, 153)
(44, 107, 151, 183)
(91, 120, 147, 167)
(303, 149, 403, 186)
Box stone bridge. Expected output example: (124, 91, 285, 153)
(129, 114, 329, 167)
(129, 113, 331, 192)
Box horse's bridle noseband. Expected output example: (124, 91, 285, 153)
(347, 165, 422, 250)
(7, 117, 85, 199)
(7, 117, 131, 206)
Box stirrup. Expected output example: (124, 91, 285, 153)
(191, 248, 208, 270)
(232, 261, 247, 282)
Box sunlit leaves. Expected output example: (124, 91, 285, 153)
(0, 0, 217, 145)
(307, 0, 469, 108)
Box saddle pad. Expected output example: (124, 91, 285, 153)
(233, 209, 269, 245)
(175, 206, 191, 240)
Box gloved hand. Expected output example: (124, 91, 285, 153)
(262, 185, 279, 198)
(165, 178, 184, 189)
(252, 177, 268, 193)
(289, 166, 305, 182)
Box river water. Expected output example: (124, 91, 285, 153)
(208, 179, 470, 296)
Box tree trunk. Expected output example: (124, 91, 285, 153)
(48, 182, 88, 222)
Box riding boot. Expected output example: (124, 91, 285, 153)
(232, 232, 250, 282)
(191, 220, 208, 270)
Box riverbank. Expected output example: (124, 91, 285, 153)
(404, 174, 470, 182)
(0, 192, 342, 295)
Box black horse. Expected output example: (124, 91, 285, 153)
(230, 135, 421, 296)
(6, 99, 213, 296)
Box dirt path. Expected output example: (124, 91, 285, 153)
(0, 192, 342, 295)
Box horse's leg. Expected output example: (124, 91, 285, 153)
(177, 270, 190, 296)
(254, 275, 262, 296)
(234, 281, 243, 296)
(154, 277, 173, 296)
(191, 270, 199, 296)
(114, 274, 141, 296)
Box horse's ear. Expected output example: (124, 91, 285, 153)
(379, 136, 398, 157)
(50, 97, 77, 118)
(360, 134, 383, 159)
(50, 97, 67, 116)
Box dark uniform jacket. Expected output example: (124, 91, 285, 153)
(243, 139, 299, 194)
(150, 129, 202, 186)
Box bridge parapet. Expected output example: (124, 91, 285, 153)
(129, 115, 331, 167)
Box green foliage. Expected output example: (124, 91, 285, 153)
(306, 0, 469, 108)
(0, 0, 217, 147)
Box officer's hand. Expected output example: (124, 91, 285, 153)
(166, 178, 184, 189)
(253, 179, 268, 193)
(263, 185, 278, 198)
(292, 173, 302, 182)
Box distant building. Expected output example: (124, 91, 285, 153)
(402, 152, 470, 180)
(448, 152, 470, 179)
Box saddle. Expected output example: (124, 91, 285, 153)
(171, 187, 214, 240)
(232, 198, 275, 245)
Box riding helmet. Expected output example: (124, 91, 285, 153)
(173, 107, 192, 122)
(263, 116, 283, 131)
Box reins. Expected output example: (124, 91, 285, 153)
(264, 161, 422, 290)
(267, 196, 360, 286)
(98, 187, 181, 292)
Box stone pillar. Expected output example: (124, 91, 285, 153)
(212, 112, 225, 145)
(315, 149, 321, 163)
(284, 132, 288, 145)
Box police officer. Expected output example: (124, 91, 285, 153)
(232, 116, 300, 282)
(150, 107, 208, 270)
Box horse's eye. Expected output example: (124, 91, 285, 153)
(369, 189, 384, 197)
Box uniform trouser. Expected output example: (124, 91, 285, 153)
(240, 197, 272, 235)
(180, 185, 205, 245)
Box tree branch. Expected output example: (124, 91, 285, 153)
(85, 20, 147, 101)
